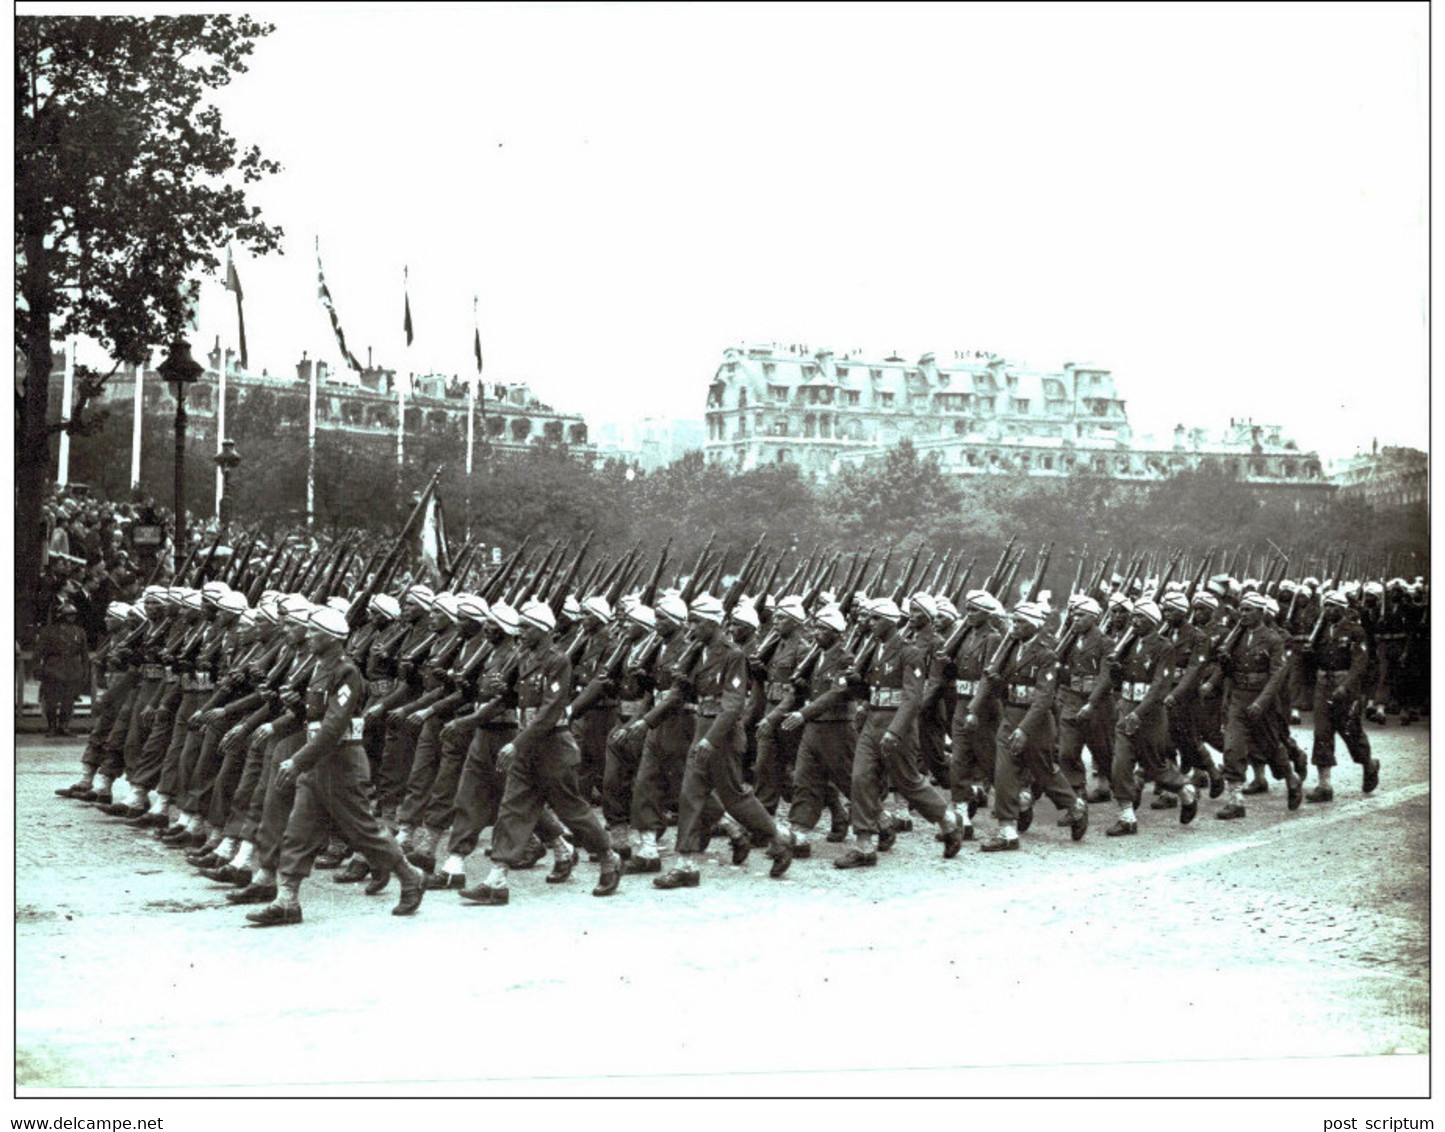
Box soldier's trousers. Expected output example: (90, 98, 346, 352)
(1166, 698, 1214, 777)
(120, 676, 164, 788)
(851, 709, 950, 837)
(949, 705, 998, 804)
(788, 720, 852, 831)
(1198, 691, 1225, 751)
(419, 715, 483, 837)
(1311, 675, 1372, 768)
(374, 701, 427, 815)
(1221, 693, 1290, 785)
(675, 722, 777, 855)
(601, 718, 646, 831)
(444, 723, 522, 859)
(918, 702, 952, 788)
(158, 690, 206, 799)
(227, 718, 301, 841)
(82, 674, 133, 777)
(279, 744, 411, 883)
(396, 716, 449, 827)
(490, 728, 610, 866)
(1111, 707, 1186, 797)
(181, 721, 228, 818)
(570, 704, 615, 803)
(753, 713, 800, 814)
(1057, 708, 1115, 795)
(209, 706, 276, 833)
(94, 680, 139, 781)
(631, 712, 693, 836)
(255, 729, 308, 870)
(132, 683, 183, 792)
(992, 710, 1074, 824)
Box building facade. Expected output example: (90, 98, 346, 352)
(704, 343, 1330, 496)
(76, 341, 593, 457)
(1331, 444, 1428, 509)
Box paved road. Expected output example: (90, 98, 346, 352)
(14, 719, 1429, 1097)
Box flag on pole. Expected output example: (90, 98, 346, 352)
(404, 266, 414, 348)
(224, 246, 248, 370)
(473, 299, 483, 375)
(419, 491, 450, 586)
(316, 237, 364, 371)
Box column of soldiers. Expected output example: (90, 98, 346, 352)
(53, 527, 1427, 929)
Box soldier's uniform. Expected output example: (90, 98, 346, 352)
(1162, 600, 1218, 789)
(848, 613, 953, 844)
(785, 621, 854, 837)
(1054, 613, 1115, 799)
(670, 602, 786, 868)
(750, 605, 808, 816)
(34, 611, 89, 736)
(1306, 598, 1376, 787)
(1108, 608, 1195, 826)
(275, 645, 416, 883)
(945, 607, 1002, 813)
(487, 622, 612, 868)
(599, 615, 660, 844)
(1216, 594, 1296, 813)
(567, 606, 618, 804)
(630, 616, 696, 840)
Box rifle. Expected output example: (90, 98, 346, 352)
(480, 536, 531, 603)
(838, 550, 870, 610)
(548, 530, 594, 618)
(889, 544, 926, 605)
(1085, 548, 1114, 601)
(345, 465, 446, 627)
(1185, 550, 1213, 603)
(927, 548, 953, 595)
(993, 548, 1024, 603)
(1068, 546, 1088, 603)
(805, 552, 841, 609)
(223, 533, 257, 589)
(309, 534, 355, 603)
(861, 546, 892, 602)
(440, 537, 476, 589)
(1152, 548, 1185, 598)
(187, 531, 224, 587)
(947, 555, 978, 608)
(637, 540, 672, 607)
(678, 532, 716, 604)
(246, 541, 289, 605)
(983, 536, 1016, 595)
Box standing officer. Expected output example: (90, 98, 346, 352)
(1301, 590, 1379, 801)
(245, 606, 425, 926)
(35, 602, 90, 737)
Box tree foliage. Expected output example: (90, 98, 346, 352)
(15, 14, 283, 633)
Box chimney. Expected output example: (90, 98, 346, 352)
(296, 352, 312, 384)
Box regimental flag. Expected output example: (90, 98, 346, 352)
(472, 295, 486, 453)
(315, 238, 364, 371)
(404, 266, 414, 348)
(224, 246, 248, 370)
(473, 296, 483, 375)
(419, 491, 450, 587)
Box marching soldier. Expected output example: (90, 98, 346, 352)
(834, 597, 965, 869)
(1159, 589, 1223, 800)
(968, 601, 1087, 852)
(1301, 590, 1379, 801)
(653, 593, 793, 889)
(778, 603, 854, 856)
(750, 594, 809, 820)
(1054, 595, 1116, 805)
(458, 600, 623, 904)
(244, 606, 425, 926)
(941, 590, 1004, 838)
(1105, 600, 1198, 835)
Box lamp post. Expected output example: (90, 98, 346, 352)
(157, 338, 204, 572)
(213, 437, 241, 528)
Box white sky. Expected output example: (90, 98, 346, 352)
(56, 2, 1432, 462)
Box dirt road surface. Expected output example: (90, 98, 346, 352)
(14, 720, 1429, 1099)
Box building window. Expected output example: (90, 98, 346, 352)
(773, 418, 790, 436)
(880, 391, 895, 408)
(769, 384, 789, 402)
(976, 396, 995, 414)
(1041, 455, 1054, 470)
(954, 419, 968, 436)
(869, 368, 883, 382)
(1018, 452, 1031, 469)
(803, 414, 816, 438)
(763, 362, 776, 377)
(1011, 398, 1030, 414)
(777, 449, 790, 463)
(844, 390, 861, 406)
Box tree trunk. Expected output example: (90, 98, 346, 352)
(16, 229, 54, 645)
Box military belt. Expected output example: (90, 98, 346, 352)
(765, 681, 793, 703)
(868, 687, 902, 710)
(307, 717, 365, 743)
(695, 696, 723, 717)
(955, 678, 978, 697)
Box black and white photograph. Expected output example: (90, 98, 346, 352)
(11, 0, 1431, 1121)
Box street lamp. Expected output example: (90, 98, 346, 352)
(157, 338, 203, 572)
(213, 437, 241, 528)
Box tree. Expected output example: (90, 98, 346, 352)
(16, 15, 282, 636)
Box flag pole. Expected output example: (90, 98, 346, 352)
(58, 339, 75, 486)
(307, 351, 317, 529)
(131, 352, 146, 490)
(215, 339, 227, 519)
(397, 265, 410, 514)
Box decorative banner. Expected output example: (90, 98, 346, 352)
(224, 246, 248, 370)
(315, 237, 364, 371)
